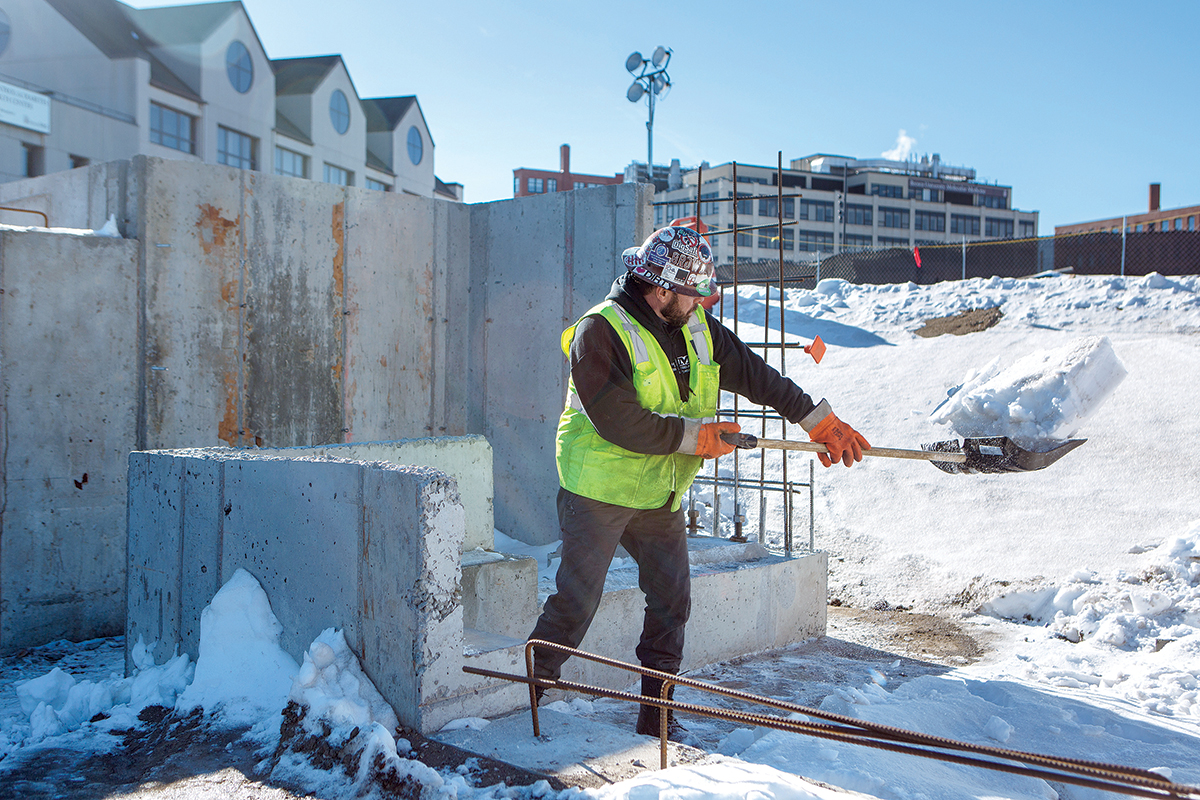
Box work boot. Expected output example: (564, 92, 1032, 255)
(634, 675, 691, 743)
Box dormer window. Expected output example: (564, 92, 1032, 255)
(407, 126, 423, 165)
(330, 90, 350, 134)
(226, 41, 253, 93)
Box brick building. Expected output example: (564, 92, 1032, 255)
(512, 144, 623, 197)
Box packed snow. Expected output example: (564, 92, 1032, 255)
(2, 271, 1199, 799)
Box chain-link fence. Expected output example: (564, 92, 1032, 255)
(716, 230, 1200, 289)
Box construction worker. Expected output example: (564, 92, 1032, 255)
(528, 223, 869, 739)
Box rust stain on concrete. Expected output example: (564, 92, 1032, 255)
(331, 202, 345, 297)
(218, 370, 239, 446)
(197, 204, 238, 255)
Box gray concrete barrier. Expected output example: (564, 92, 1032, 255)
(126, 447, 468, 733)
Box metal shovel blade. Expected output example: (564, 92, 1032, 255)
(922, 437, 1088, 474)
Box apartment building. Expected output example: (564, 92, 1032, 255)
(653, 153, 1037, 263)
(0, 0, 460, 199)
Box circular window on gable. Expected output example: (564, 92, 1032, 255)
(407, 126, 423, 165)
(0, 11, 11, 58)
(330, 89, 351, 135)
(225, 40, 252, 93)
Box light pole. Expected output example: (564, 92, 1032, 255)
(625, 46, 671, 183)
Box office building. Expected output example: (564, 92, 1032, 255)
(654, 153, 1037, 263)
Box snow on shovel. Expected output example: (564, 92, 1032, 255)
(720, 433, 1086, 474)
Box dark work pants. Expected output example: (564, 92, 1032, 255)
(528, 488, 691, 682)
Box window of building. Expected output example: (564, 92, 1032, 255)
(1174, 218, 1183, 231)
(513, 176, 519, 195)
(1019, 220, 1036, 238)
(699, 191, 720, 217)
(736, 230, 753, 248)
(737, 175, 768, 185)
(758, 226, 794, 250)
(844, 233, 872, 252)
(783, 197, 795, 219)
(1190, 216, 1196, 231)
(985, 217, 1014, 239)
(324, 163, 352, 186)
(799, 199, 834, 221)
(226, 41, 253, 93)
(950, 214, 980, 236)
(217, 126, 256, 170)
(845, 203, 872, 226)
(1135, 224, 1144, 232)
(914, 211, 945, 232)
(150, 102, 195, 154)
(914, 188, 940, 202)
(1161, 220, 1169, 232)
(980, 194, 1006, 209)
(330, 89, 350, 135)
(736, 194, 753, 216)
(274, 146, 307, 179)
(797, 230, 833, 252)
(880, 207, 909, 229)
(759, 198, 776, 217)
(21, 143, 43, 178)
(870, 184, 903, 198)
(878, 236, 909, 248)
(407, 126, 423, 165)
(70, 154, 89, 169)
(547, 178, 557, 192)
(527, 177, 543, 193)
(366, 178, 390, 192)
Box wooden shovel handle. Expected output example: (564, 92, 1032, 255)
(726, 434, 968, 464)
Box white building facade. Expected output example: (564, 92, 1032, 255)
(654, 154, 1037, 263)
(0, 0, 459, 199)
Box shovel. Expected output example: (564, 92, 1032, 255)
(721, 432, 1086, 474)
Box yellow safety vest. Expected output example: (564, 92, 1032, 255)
(556, 301, 720, 511)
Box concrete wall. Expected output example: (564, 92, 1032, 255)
(0, 231, 140, 646)
(0, 156, 651, 650)
(126, 448, 465, 733)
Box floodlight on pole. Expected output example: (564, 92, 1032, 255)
(624, 46, 671, 184)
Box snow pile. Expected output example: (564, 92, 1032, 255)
(977, 520, 1200, 717)
(9, 637, 192, 748)
(177, 568, 299, 727)
(268, 628, 449, 799)
(929, 335, 1127, 446)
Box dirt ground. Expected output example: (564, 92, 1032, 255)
(913, 307, 1004, 338)
(0, 607, 989, 799)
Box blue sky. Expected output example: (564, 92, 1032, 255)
(132, 0, 1200, 231)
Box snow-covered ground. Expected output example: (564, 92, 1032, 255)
(2, 272, 1199, 799)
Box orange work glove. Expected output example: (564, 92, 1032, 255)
(803, 401, 870, 468)
(695, 421, 741, 459)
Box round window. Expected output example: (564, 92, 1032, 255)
(225, 40, 252, 93)
(330, 89, 350, 135)
(407, 126, 423, 165)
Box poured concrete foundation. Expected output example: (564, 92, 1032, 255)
(127, 438, 827, 734)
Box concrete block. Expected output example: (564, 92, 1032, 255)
(258, 435, 494, 552)
(462, 551, 539, 640)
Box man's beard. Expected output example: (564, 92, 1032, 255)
(661, 293, 693, 328)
